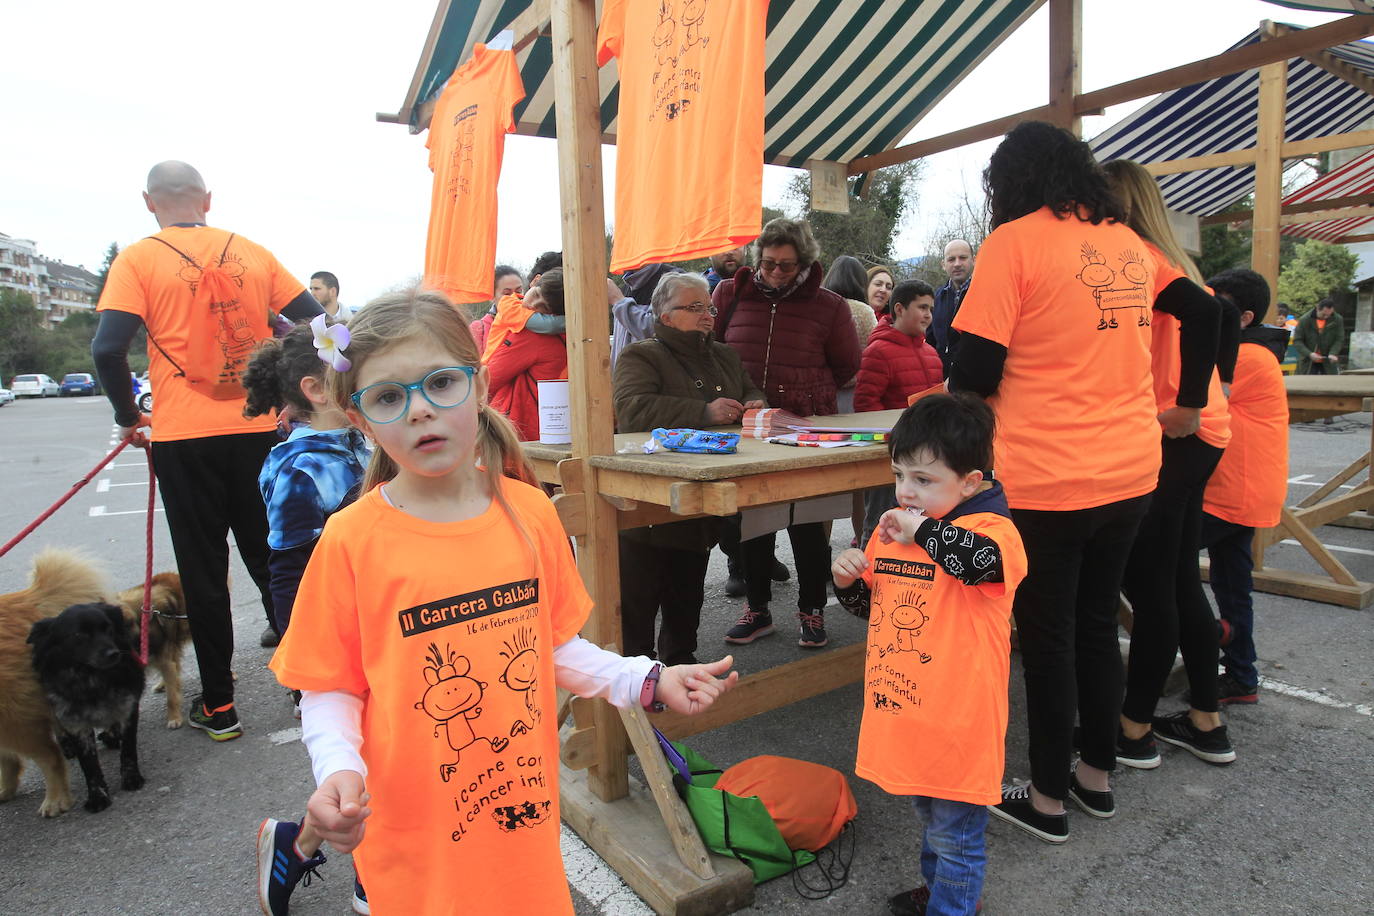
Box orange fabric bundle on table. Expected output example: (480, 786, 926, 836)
(424, 35, 525, 303)
(740, 407, 807, 438)
(596, 0, 767, 273)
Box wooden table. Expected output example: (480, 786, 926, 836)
(1231, 374, 1374, 608)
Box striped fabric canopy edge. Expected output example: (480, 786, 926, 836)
(404, 0, 1043, 167)
(1090, 25, 1374, 217)
(1280, 145, 1374, 241)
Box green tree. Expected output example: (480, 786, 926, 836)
(0, 289, 43, 381)
(1277, 238, 1359, 314)
(1196, 199, 1300, 281)
(94, 242, 120, 302)
(784, 162, 922, 268)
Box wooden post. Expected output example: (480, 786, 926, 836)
(1048, 0, 1082, 136)
(1252, 22, 1287, 323)
(550, 0, 628, 803)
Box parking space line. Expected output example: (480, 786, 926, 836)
(1260, 677, 1373, 717)
(96, 479, 143, 489)
(89, 505, 163, 517)
(1274, 539, 1374, 558)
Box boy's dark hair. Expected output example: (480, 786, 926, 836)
(538, 268, 567, 315)
(529, 251, 563, 284)
(888, 392, 995, 476)
(310, 270, 339, 293)
(1206, 268, 1269, 326)
(891, 279, 935, 310)
(242, 323, 324, 419)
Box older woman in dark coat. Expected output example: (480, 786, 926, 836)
(712, 218, 862, 650)
(612, 273, 764, 664)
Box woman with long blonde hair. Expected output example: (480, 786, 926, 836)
(1104, 158, 1239, 769)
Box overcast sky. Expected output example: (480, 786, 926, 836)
(0, 1, 1344, 305)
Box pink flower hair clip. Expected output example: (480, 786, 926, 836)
(311, 314, 351, 372)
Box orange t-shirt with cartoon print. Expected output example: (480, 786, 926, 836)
(425, 39, 525, 304)
(952, 207, 1161, 511)
(1144, 243, 1231, 450)
(481, 293, 535, 364)
(270, 477, 592, 916)
(854, 495, 1026, 805)
(597, 0, 766, 272)
(97, 226, 302, 442)
(1203, 341, 1289, 528)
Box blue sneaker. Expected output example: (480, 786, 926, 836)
(256, 818, 325, 916)
(352, 876, 370, 915)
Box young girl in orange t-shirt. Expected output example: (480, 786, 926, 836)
(267, 289, 737, 916)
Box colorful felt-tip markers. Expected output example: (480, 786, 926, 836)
(796, 432, 887, 442)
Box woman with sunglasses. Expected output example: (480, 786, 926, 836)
(612, 272, 764, 665)
(711, 218, 862, 650)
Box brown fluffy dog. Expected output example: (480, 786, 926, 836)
(0, 550, 109, 816)
(115, 573, 191, 729)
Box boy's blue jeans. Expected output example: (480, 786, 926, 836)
(1201, 512, 1258, 688)
(914, 796, 988, 916)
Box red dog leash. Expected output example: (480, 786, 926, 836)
(0, 433, 157, 665)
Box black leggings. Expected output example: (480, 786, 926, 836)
(1122, 435, 1225, 721)
(1010, 494, 1151, 801)
(151, 431, 277, 709)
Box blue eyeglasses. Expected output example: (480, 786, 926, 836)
(350, 366, 476, 424)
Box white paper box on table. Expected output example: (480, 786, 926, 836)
(537, 379, 572, 444)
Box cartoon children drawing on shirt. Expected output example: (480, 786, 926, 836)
(416, 643, 509, 782)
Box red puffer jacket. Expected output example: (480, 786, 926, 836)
(487, 328, 568, 441)
(854, 318, 945, 411)
(712, 264, 861, 417)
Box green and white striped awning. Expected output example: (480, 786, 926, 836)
(391, 0, 1043, 167)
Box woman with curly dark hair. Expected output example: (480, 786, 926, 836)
(949, 121, 1218, 844)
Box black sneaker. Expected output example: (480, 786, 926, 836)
(725, 607, 774, 644)
(260, 625, 281, 648)
(887, 884, 983, 916)
(256, 818, 326, 916)
(1067, 761, 1115, 819)
(352, 876, 370, 915)
(1116, 727, 1161, 770)
(987, 783, 1068, 844)
(188, 695, 242, 741)
(770, 558, 791, 582)
(1152, 711, 1236, 765)
(1217, 672, 1258, 706)
(724, 561, 746, 598)
(797, 610, 828, 648)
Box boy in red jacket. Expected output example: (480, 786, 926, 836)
(857, 280, 946, 543)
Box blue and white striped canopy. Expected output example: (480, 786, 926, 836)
(396, 0, 1042, 167)
(1091, 26, 1374, 216)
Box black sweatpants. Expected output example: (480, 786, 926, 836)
(150, 431, 277, 710)
(1122, 434, 1225, 721)
(619, 536, 710, 666)
(1010, 494, 1151, 801)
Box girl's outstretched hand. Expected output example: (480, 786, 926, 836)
(306, 770, 372, 852)
(658, 656, 740, 716)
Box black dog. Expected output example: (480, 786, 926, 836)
(27, 602, 145, 812)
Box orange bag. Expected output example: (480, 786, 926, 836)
(714, 756, 857, 852)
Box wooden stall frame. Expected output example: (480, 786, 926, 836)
(382, 4, 1374, 912)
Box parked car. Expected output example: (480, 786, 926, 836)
(137, 375, 153, 413)
(11, 374, 59, 398)
(60, 372, 99, 396)
(0, 387, 14, 406)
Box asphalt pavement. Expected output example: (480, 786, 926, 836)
(0, 394, 1371, 915)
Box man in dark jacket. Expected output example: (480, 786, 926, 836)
(712, 218, 861, 650)
(1293, 298, 1344, 375)
(927, 238, 975, 370)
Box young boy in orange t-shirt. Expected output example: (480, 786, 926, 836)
(832, 394, 1026, 916)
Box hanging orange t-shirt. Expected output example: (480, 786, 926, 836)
(1144, 243, 1230, 450)
(97, 226, 302, 442)
(1203, 341, 1289, 528)
(270, 478, 592, 916)
(481, 292, 535, 364)
(597, 0, 766, 272)
(952, 207, 1161, 511)
(854, 507, 1026, 805)
(425, 38, 525, 304)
